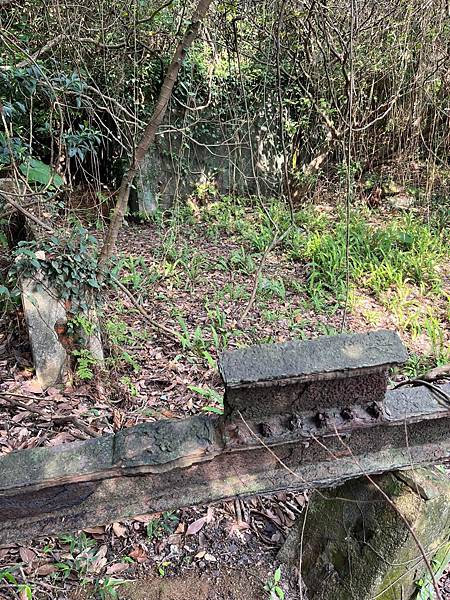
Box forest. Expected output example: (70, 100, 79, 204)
(0, 0, 449, 599)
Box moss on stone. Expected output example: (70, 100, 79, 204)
(279, 468, 450, 600)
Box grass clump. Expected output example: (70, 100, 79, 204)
(298, 213, 447, 302)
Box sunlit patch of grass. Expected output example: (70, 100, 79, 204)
(297, 213, 447, 303)
(195, 197, 447, 303)
(352, 292, 387, 327)
(305, 212, 448, 361)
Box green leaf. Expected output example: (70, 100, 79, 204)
(87, 277, 100, 289)
(274, 567, 281, 584)
(18, 584, 33, 600)
(202, 405, 224, 414)
(188, 384, 210, 398)
(275, 585, 285, 599)
(19, 158, 64, 188)
(0, 570, 18, 585)
(17, 248, 37, 258)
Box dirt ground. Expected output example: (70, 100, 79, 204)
(70, 566, 296, 600)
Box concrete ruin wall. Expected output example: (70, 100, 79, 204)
(130, 111, 284, 214)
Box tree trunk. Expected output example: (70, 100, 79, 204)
(98, 0, 214, 269)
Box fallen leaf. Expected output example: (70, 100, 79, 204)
(206, 506, 215, 524)
(22, 379, 43, 394)
(12, 413, 29, 423)
(134, 514, 156, 524)
(48, 432, 75, 445)
(228, 520, 250, 537)
(0, 548, 11, 560)
(19, 547, 36, 563)
(174, 522, 186, 534)
(195, 550, 206, 559)
(106, 562, 129, 575)
(83, 526, 105, 535)
(129, 546, 148, 563)
(112, 522, 127, 538)
(18, 369, 34, 379)
(88, 545, 108, 574)
(186, 517, 207, 536)
(35, 563, 58, 576)
(204, 553, 217, 562)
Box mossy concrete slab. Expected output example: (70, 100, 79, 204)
(220, 330, 407, 388)
(220, 330, 408, 418)
(279, 467, 450, 600)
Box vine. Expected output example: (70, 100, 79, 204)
(9, 226, 108, 314)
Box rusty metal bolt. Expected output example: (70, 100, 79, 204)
(366, 401, 382, 419)
(258, 423, 272, 437)
(341, 408, 354, 421)
(314, 412, 327, 428)
(288, 414, 303, 431)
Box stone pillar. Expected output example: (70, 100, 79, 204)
(129, 152, 160, 217)
(22, 275, 70, 389)
(278, 468, 450, 600)
(22, 272, 104, 390)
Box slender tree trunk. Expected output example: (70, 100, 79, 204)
(98, 0, 214, 269)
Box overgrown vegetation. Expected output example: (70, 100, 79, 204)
(0, 0, 449, 597)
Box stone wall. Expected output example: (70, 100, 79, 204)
(130, 110, 284, 214)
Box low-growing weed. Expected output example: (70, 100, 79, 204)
(264, 566, 285, 599)
(146, 512, 179, 541)
(120, 376, 139, 397)
(258, 277, 286, 301)
(94, 577, 127, 599)
(228, 247, 256, 275)
(72, 349, 98, 381)
(301, 213, 446, 304)
(0, 570, 33, 599)
(104, 318, 143, 374)
(188, 384, 224, 414)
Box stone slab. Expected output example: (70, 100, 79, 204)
(220, 331, 408, 418)
(219, 330, 408, 388)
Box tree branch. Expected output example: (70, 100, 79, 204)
(98, 0, 214, 269)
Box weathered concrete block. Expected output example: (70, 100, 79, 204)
(21, 272, 104, 389)
(219, 330, 408, 419)
(22, 275, 69, 389)
(278, 468, 450, 600)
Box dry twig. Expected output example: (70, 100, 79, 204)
(0, 391, 100, 438)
